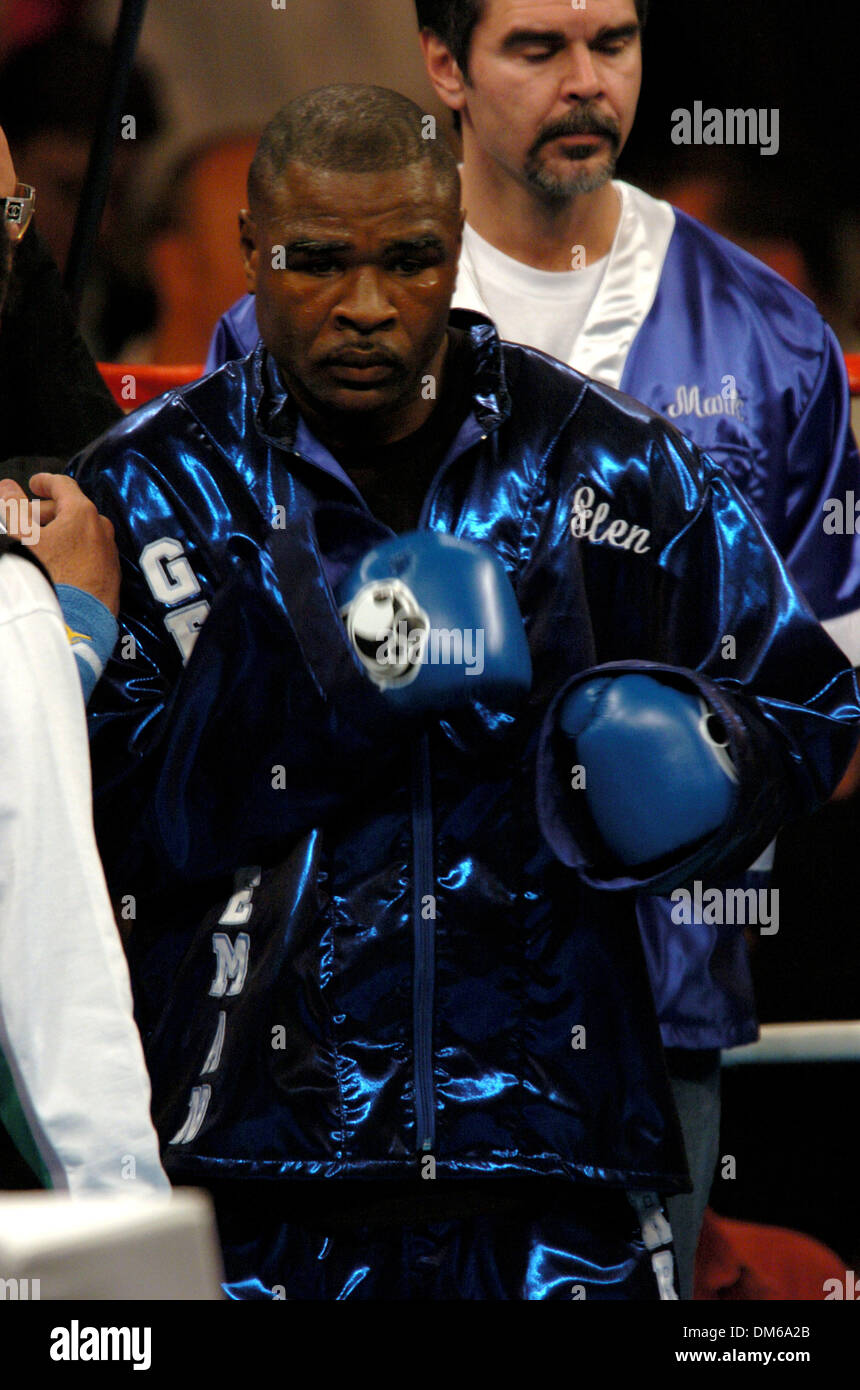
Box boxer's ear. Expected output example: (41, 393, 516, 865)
(239, 210, 258, 294)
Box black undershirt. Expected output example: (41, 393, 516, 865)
(328, 326, 474, 533)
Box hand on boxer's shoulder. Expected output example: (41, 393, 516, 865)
(0, 473, 121, 616)
(0, 474, 58, 526)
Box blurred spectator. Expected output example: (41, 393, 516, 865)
(0, 122, 121, 477)
(123, 132, 259, 365)
(0, 27, 163, 358)
(661, 171, 817, 301)
(643, 149, 845, 323)
(87, 0, 448, 165)
(695, 1208, 849, 1300)
(0, 0, 85, 60)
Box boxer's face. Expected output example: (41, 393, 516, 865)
(426, 0, 642, 199)
(241, 160, 462, 440)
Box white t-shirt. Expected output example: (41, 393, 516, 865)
(0, 554, 168, 1196)
(460, 222, 609, 364)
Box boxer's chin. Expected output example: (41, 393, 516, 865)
(314, 376, 409, 418)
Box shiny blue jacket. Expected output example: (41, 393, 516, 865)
(72, 314, 859, 1191)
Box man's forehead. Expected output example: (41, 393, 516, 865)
(480, 0, 639, 37)
(263, 160, 457, 233)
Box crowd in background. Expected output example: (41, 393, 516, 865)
(0, 1, 857, 368)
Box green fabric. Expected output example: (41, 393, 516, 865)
(0, 1044, 52, 1188)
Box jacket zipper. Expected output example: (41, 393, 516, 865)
(289, 420, 489, 1157)
(411, 732, 436, 1153)
(408, 443, 488, 1157)
(279, 363, 497, 1161)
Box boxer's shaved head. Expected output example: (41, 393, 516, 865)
(248, 84, 460, 218)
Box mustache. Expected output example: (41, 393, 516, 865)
(531, 109, 621, 155)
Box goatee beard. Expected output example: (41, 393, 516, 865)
(523, 108, 621, 201)
(524, 152, 618, 200)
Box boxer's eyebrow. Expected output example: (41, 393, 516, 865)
(282, 235, 446, 255)
(381, 235, 446, 254)
(284, 238, 352, 254)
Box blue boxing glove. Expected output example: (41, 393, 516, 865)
(335, 531, 531, 712)
(559, 673, 738, 865)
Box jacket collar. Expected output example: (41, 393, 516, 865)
(252, 309, 512, 463)
(454, 182, 676, 391)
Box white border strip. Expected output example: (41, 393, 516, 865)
(723, 1021, 860, 1065)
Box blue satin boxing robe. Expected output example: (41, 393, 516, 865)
(70, 316, 858, 1296)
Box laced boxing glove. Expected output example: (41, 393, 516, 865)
(558, 673, 738, 865)
(335, 530, 532, 712)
